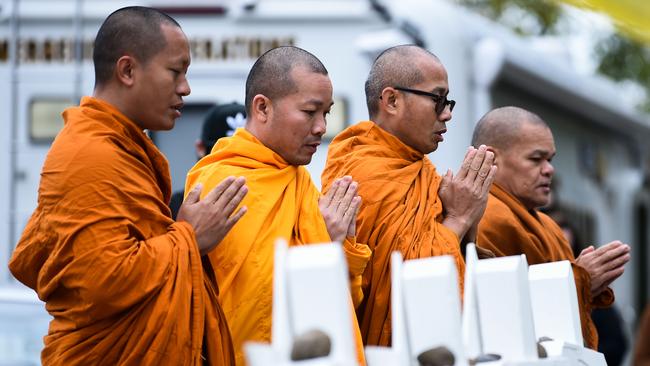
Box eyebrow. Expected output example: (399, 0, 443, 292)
(304, 99, 335, 108)
(431, 87, 449, 96)
(530, 149, 555, 156)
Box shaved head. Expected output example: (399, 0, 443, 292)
(471, 106, 549, 150)
(93, 6, 180, 86)
(365, 45, 441, 118)
(245, 46, 328, 113)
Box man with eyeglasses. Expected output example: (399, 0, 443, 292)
(321, 44, 496, 346)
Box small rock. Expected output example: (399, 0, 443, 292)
(290, 329, 332, 361)
(417, 346, 455, 366)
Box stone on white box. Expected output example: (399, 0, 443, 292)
(285, 242, 357, 366)
(401, 255, 465, 366)
(475, 255, 538, 362)
(246, 240, 355, 366)
(528, 261, 583, 346)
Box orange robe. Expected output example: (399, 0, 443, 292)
(321, 121, 465, 346)
(634, 304, 650, 366)
(477, 183, 614, 350)
(185, 128, 371, 365)
(9, 97, 234, 366)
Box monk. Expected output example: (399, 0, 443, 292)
(8, 7, 247, 365)
(185, 46, 372, 365)
(473, 106, 631, 349)
(321, 45, 497, 346)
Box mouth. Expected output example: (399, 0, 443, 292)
(538, 182, 551, 192)
(304, 141, 321, 154)
(434, 129, 447, 142)
(171, 102, 184, 118)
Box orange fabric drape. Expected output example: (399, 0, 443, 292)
(185, 128, 371, 365)
(634, 304, 650, 366)
(477, 183, 614, 350)
(9, 97, 234, 365)
(321, 121, 465, 346)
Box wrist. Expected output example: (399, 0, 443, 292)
(442, 215, 470, 239)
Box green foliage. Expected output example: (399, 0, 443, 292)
(456, 0, 650, 114)
(457, 0, 563, 35)
(595, 34, 650, 113)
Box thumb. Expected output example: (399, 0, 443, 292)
(184, 184, 203, 205)
(440, 169, 453, 189)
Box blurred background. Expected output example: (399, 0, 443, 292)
(0, 0, 648, 364)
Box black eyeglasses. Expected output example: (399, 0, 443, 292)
(394, 86, 456, 115)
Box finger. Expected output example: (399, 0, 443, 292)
(603, 252, 630, 272)
(601, 266, 626, 286)
(439, 169, 452, 191)
(204, 176, 237, 203)
(337, 181, 358, 216)
(217, 184, 248, 217)
(213, 177, 246, 208)
(332, 176, 352, 211)
(466, 145, 487, 181)
(476, 151, 495, 181)
(226, 205, 248, 228)
(480, 165, 498, 195)
(598, 243, 631, 263)
(184, 183, 203, 205)
(321, 178, 340, 207)
(456, 147, 476, 180)
(579, 246, 595, 257)
(343, 195, 361, 222)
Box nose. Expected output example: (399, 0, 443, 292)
(438, 104, 452, 123)
(178, 74, 191, 97)
(312, 114, 326, 136)
(542, 160, 554, 177)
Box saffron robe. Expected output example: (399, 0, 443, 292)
(8, 97, 234, 365)
(321, 121, 465, 346)
(634, 304, 650, 366)
(477, 183, 614, 350)
(185, 128, 371, 365)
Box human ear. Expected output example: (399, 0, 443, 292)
(486, 146, 499, 166)
(251, 94, 271, 123)
(380, 87, 399, 116)
(115, 56, 136, 87)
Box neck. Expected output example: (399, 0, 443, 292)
(93, 85, 142, 129)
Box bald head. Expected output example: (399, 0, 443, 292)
(365, 45, 441, 119)
(93, 6, 181, 87)
(245, 46, 328, 114)
(472, 106, 549, 150)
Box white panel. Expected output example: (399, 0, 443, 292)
(462, 243, 482, 358)
(475, 255, 538, 362)
(401, 255, 465, 366)
(286, 242, 356, 365)
(528, 261, 582, 346)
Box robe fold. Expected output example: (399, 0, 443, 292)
(321, 121, 465, 346)
(9, 97, 234, 365)
(185, 128, 371, 365)
(477, 183, 614, 350)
